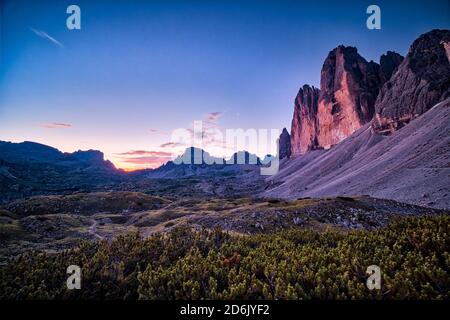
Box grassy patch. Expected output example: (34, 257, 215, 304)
(135, 209, 188, 227)
(5, 192, 171, 216)
(0, 220, 25, 241)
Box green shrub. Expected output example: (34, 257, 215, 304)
(0, 216, 449, 300)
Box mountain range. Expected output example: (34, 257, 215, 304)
(0, 142, 267, 202)
(0, 29, 449, 210)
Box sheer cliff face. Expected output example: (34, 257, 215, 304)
(290, 46, 405, 156)
(316, 46, 381, 150)
(372, 29, 450, 135)
(290, 85, 320, 156)
(289, 30, 447, 155)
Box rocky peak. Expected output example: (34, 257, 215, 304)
(70, 150, 105, 162)
(228, 150, 260, 165)
(278, 128, 291, 159)
(290, 85, 320, 156)
(379, 51, 404, 85)
(67, 150, 116, 170)
(290, 46, 385, 155)
(173, 147, 222, 165)
(372, 29, 450, 135)
(316, 45, 381, 149)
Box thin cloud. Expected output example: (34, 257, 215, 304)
(121, 156, 171, 165)
(149, 128, 169, 135)
(115, 150, 172, 157)
(41, 122, 72, 129)
(160, 142, 186, 148)
(29, 27, 64, 48)
(206, 112, 224, 122)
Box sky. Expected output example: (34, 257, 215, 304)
(1, 0, 449, 170)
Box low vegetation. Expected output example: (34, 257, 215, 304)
(4, 192, 171, 217)
(1, 215, 449, 299)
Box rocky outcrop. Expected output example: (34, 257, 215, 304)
(372, 29, 450, 135)
(316, 46, 382, 150)
(379, 51, 404, 85)
(69, 150, 115, 168)
(289, 46, 409, 155)
(173, 147, 224, 165)
(444, 41, 450, 62)
(290, 85, 320, 156)
(290, 47, 386, 155)
(278, 128, 291, 159)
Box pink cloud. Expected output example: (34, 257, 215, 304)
(160, 142, 186, 148)
(115, 150, 172, 156)
(41, 123, 72, 129)
(149, 128, 169, 135)
(121, 156, 171, 165)
(206, 112, 224, 122)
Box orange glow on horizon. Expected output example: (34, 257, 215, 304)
(110, 159, 166, 172)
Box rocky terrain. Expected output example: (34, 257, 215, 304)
(1, 191, 447, 264)
(266, 98, 450, 209)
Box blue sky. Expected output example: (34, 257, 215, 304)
(1, 0, 449, 169)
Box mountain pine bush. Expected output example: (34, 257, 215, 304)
(0, 216, 449, 299)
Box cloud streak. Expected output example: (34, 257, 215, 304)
(206, 112, 224, 122)
(121, 156, 171, 165)
(115, 150, 172, 157)
(41, 122, 72, 129)
(160, 142, 186, 148)
(30, 27, 64, 48)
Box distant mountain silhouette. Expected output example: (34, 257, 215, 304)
(0, 141, 121, 203)
(172, 147, 224, 165)
(0, 141, 115, 169)
(0, 142, 268, 202)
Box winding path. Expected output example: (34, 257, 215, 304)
(88, 219, 104, 240)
